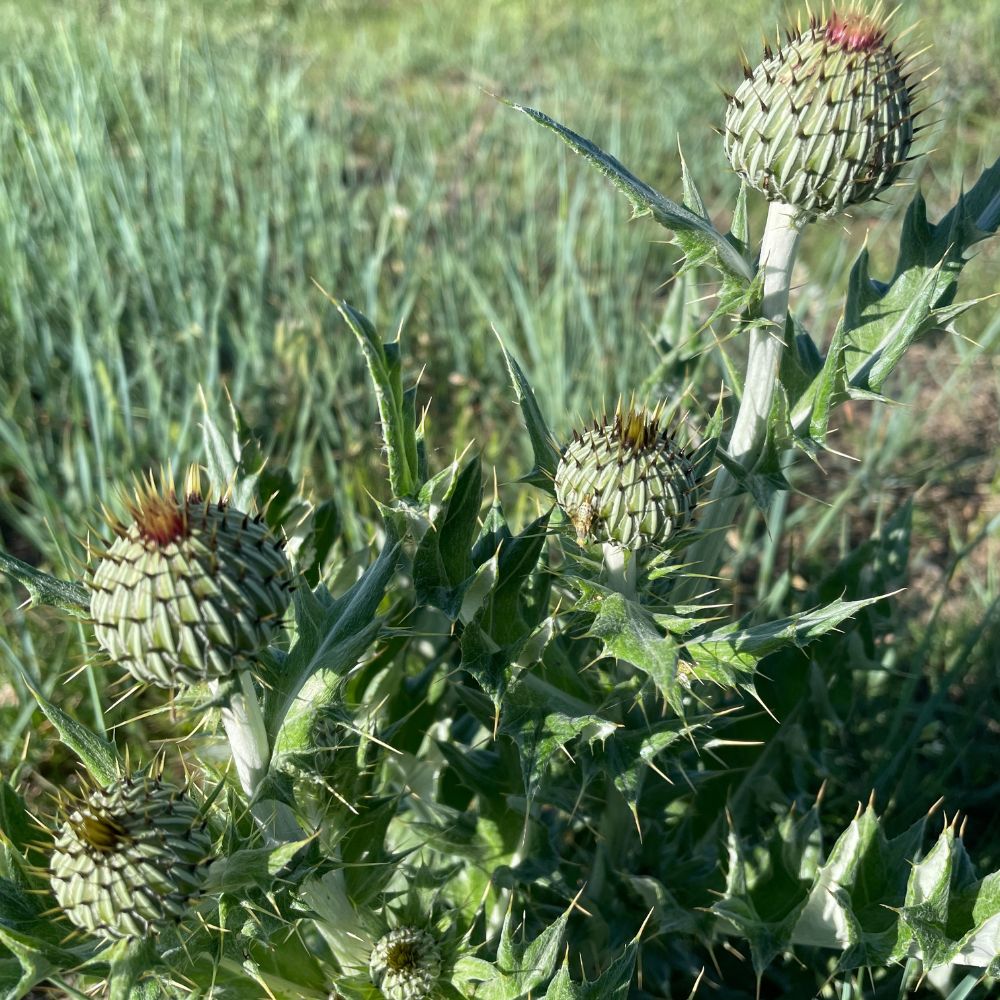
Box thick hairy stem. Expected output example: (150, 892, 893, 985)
(588, 786, 632, 904)
(602, 542, 636, 599)
(218, 670, 270, 795)
(217, 671, 303, 842)
(677, 200, 804, 598)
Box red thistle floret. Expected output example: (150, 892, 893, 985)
(825, 10, 887, 53)
(108, 468, 205, 545)
(125, 485, 191, 546)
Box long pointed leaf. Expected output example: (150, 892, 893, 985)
(504, 100, 754, 285)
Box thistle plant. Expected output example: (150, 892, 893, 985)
(1, 3, 998, 999)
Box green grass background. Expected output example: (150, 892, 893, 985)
(0, 0, 997, 870)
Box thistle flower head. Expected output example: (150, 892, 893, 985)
(49, 774, 213, 940)
(369, 926, 442, 1000)
(89, 468, 293, 689)
(724, 2, 924, 219)
(554, 401, 701, 551)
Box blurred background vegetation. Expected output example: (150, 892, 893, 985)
(0, 0, 997, 923)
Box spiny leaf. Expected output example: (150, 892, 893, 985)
(0, 877, 81, 999)
(321, 294, 421, 499)
(265, 539, 399, 742)
(685, 594, 892, 680)
(542, 933, 637, 998)
(471, 902, 571, 1000)
(574, 581, 685, 715)
(792, 169, 1000, 442)
(793, 805, 925, 971)
(892, 822, 1000, 973)
(598, 718, 706, 824)
(203, 839, 313, 895)
(105, 937, 158, 1000)
(499, 682, 616, 802)
(199, 387, 260, 513)
(502, 100, 754, 287)
(495, 332, 560, 492)
(0, 784, 33, 860)
(414, 456, 483, 618)
(461, 511, 550, 710)
(0, 550, 89, 619)
(712, 818, 813, 978)
(7, 664, 121, 786)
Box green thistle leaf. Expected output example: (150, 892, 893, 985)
(0, 550, 90, 619)
(575, 582, 685, 714)
(792, 166, 1000, 444)
(8, 666, 121, 786)
(684, 594, 893, 682)
(542, 935, 637, 998)
(324, 295, 421, 500)
(414, 457, 483, 618)
(495, 333, 560, 493)
(203, 839, 312, 895)
(499, 682, 615, 803)
(503, 101, 754, 288)
(265, 539, 399, 743)
(471, 903, 570, 1000)
(461, 510, 550, 710)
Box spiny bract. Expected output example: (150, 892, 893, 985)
(49, 775, 213, 940)
(90, 471, 293, 689)
(723, 3, 921, 218)
(369, 927, 443, 1000)
(554, 403, 699, 551)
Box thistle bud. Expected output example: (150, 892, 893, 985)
(554, 403, 700, 551)
(369, 927, 442, 1000)
(724, 4, 920, 218)
(90, 471, 292, 689)
(50, 775, 212, 940)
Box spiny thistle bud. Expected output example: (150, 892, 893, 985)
(50, 775, 212, 940)
(555, 402, 700, 551)
(724, 3, 923, 218)
(90, 469, 292, 689)
(307, 706, 361, 781)
(369, 927, 442, 1000)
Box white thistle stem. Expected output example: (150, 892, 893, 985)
(602, 542, 635, 599)
(218, 670, 270, 795)
(677, 200, 804, 598)
(216, 671, 304, 843)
